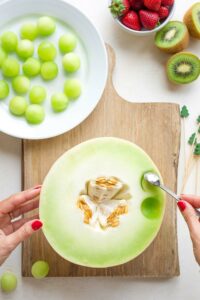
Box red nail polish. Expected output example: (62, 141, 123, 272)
(177, 201, 186, 212)
(31, 220, 43, 231)
(34, 185, 42, 190)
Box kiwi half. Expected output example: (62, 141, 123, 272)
(155, 21, 189, 54)
(184, 3, 200, 39)
(166, 52, 200, 85)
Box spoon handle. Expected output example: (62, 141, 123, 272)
(159, 184, 180, 202)
(159, 184, 200, 217)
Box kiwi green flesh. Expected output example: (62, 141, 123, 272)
(192, 4, 200, 32)
(155, 22, 187, 48)
(167, 53, 200, 84)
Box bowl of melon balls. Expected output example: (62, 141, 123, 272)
(0, 7, 107, 140)
(0, 16, 82, 126)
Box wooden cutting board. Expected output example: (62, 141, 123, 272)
(22, 45, 181, 278)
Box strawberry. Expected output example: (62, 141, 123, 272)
(129, 0, 144, 11)
(161, 0, 174, 6)
(139, 10, 159, 30)
(109, 0, 130, 17)
(158, 6, 169, 19)
(121, 11, 142, 31)
(144, 0, 161, 11)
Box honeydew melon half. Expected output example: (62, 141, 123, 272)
(40, 137, 165, 268)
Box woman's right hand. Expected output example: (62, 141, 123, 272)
(178, 195, 200, 265)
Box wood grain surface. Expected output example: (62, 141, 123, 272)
(22, 45, 181, 277)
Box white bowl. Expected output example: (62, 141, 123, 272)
(0, 0, 108, 140)
(110, 1, 176, 36)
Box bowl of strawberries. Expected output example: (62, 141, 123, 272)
(109, 0, 175, 35)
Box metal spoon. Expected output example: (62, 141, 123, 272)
(144, 172, 200, 217)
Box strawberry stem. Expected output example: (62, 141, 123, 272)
(109, 0, 125, 17)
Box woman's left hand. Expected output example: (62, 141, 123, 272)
(0, 186, 43, 266)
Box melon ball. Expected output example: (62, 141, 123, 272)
(41, 62, 58, 81)
(51, 92, 69, 112)
(59, 34, 77, 53)
(64, 79, 82, 100)
(0, 47, 7, 67)
(29, 86, 46, 104)
(0, 80, 9, 100)
(20, 22, 38, 41)
(23, 57, 41, 77)
(2, 57, 20, 78)
(9, 96, 27, 116)
(38, 41, 57, 61)
(0, 271, 17, 293)
(25, 104, 45, 124)
(31, 261, 49, 279)
(1, 31, 18, 52)
(17, 39, 34, 59)
(12, 75, 30, 94)
(37, 16, 56, 36)
(62, 53, 80, 73)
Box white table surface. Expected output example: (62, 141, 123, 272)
(0, 0, 200, 298)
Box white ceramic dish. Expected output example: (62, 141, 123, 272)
(0, 0, 108, 140)
(109, 1, 176, 36)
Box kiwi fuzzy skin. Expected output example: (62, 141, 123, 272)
(155, 23, 190, 54)
(184, 5, 200, 39)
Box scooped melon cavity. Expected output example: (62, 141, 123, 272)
(77, 176, 131, 230)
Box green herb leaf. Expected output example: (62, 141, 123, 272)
(188, 133, 196, 145)
(180, 105, 189, 118)
(194, 143, 200, 155)
(197, 115, 200, 124)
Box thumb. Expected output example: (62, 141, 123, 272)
(6, 219, 43, 250)
(177, 200, 200, 246)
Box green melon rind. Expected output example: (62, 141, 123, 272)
(40, 137, 165, 268)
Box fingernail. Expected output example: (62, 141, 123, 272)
(177, 201, 186, 212)
(33, 185, 42, 190)
(31, 220, 43, 231)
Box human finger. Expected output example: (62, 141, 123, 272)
(0, 186, 41, 214)
(6, 219, 43, 250)
(180, 194, 200, 208)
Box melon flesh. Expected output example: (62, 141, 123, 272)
(40, 137, 165, 268)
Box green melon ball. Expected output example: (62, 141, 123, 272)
(12, 75, 30, 94)
(0, 80, 9, 100)
(41, 62, 58, 81)
(37, 16, 56, 36)
(51, 92, 69, 112)
(25, 104, 45, 124)
(38, 41, 57, 62)
(0, 47, 7, 67)
(23, 57, 41, 77)
(1, 31, 18, 52)
(9, 96, 27, 116)
(0, 271, 17, 293)
(20, 22, 38, 41)
(59, 34, 77, 53)
(31, 261, 49, 279)
(30, 86, 46, 104)
(62, 53, 80, 73)
(17, 39, 34, 59)
(64, 79, 82, 100)
(2, 57, 20, 78)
